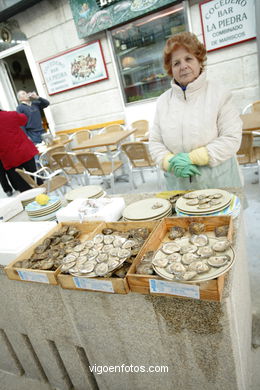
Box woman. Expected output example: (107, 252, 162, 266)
(0, 108, 40, 192)
(149, 32, 242, 190)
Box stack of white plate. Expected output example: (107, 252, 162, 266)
(25, 196, 62, 221)
(175, 189, 233, 216)
(16, 188, 46, 208)
(65, 185, 105, 202)
(123, 198, 172, 221)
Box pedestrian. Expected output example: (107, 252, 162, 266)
(0, 160, 15, 196)
(149, 32, 242, 190)
(16, 90, 49, 145)
(0, 108, 40, 192)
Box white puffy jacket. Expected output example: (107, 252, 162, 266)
(149, 72, 242, 168)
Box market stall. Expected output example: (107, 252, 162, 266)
(0, 188, 251, 390)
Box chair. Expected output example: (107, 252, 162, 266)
(39, 145, 66, 171)
(69, 129, 91, 151)
(51, 152, 86, 186)
(15, 167, 69, 195)
(131, 120, 149, 141)
(242, 100, 260, 114)
(56, 133, 70, 143)
(237, 132, 254, 164)
(76, 151, 123, 193)
(121, 142, 162, 190)
(97, 124, 125, 152)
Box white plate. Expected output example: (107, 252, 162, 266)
(123, 198, 171, 220)
(153, 237, 235, 283)
(65, 185, 103, 201)
(16, 188, 46, 201)
(176, 189, 232, 214)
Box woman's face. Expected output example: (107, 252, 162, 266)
(171, 47, 201, 86)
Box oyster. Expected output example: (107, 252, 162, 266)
(136, 263, 154, 275)
(122, 239, 136, 249)
(140, 251, 154, 264)
(107, 259, 120, 271)
(190, 234, 208, 247)
(79, 261, 96, 273)
(74, 243, 86, 252)
(84, 240, 94, 248)
(166, 262, 186, 274)
(212, 239, 231, 252)
(152, 256, 168, 268)
(188, 222, 205, 235)
(95, 263, 109, 276)
(180, 271, 197, 281)
(103, 244, 114, 253)
(180, 244, 197, 255)
(210, 199, 221, 206)
(103, 235, 115, 245)
(96, 253, 108, 263)
(183, 192, 198, 199)
(117, 248, 131, 259)
(114, 263, 130, 278)
(61, 262, 76, 273)
(208, 255, 230, 268)
(215, 225, 229, 237)
(93, 234, 104, 244)
(188, 261, 210, 273)
(161, 242, 181, 254)
(102, 228, 115, 235)
(167, 253, 182, 263)
(197, 203, 210, 209)
(168, 226, 185, 240)
(182, 252, 200, 265)
(197, 246, 214, 258)
(212, 193, 223, 199)
(198, 198, 210, 204)
(34, 244, 47, 254)
(186, 199, 199, 206)
(113, 237, 126, 247)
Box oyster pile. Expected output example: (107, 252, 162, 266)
(183, 191, 224, 209)
(136, 222, 233, 281)
(60, 227, 151, 279)
(14, 226, 81, 271)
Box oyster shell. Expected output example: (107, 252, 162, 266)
(107, 259, 120, 271)
(95, 263, 109, 276)
(93, 234, 104, 244)
(180, 244, 197, 255)
(168, 226, 186, 240)
(84, 240, 94, 248)
(103, 235, 115, 245)
(186, 199, 199, 205)
(102, 228, 115, 235)
(183, 192, 198, 199)
(210, 199, 221, 206)
(117, 248, 131, 259)
(166, 262, 186, 274)
(208, 255, 230, 268)
(79, 261, 96, 273)
(197, 203, 210, 209)
(136, 263, 154, 275)
(212, 239, 231, 252)
(188, 261, 210, 273)
(152, 256, 168, 268)
(188, 222, 205, 235)
(196, 246, 214, 258)
(167, 253, 182, 263)
(181, 271, 197, 281)
(182, 252, 200, 265)
(190, 234, 208, 247)
(140, 251, 155, 264)
(113, 263, 130, 278)
(74, 243, 86, 252)
(96, 253, 108, 263)
(161, 242, 181, 254)
(212, 193, 223, 199)
(215, 225, 229, 237)
(122, 239, 136, 249)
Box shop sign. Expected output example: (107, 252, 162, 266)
(39, 40, 108, 95)
(199, 0, 256, 52)
(69, 0, 179, 38)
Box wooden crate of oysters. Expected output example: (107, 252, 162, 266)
(127, 216, 234, 301)
(4, 222, 102, 285)
(57, 221, 158, 294)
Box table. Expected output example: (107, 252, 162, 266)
(71, 129, 135, 151)
(240, 112, 260, 131)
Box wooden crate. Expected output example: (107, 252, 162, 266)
(4, 222, 102, 285)
(127, 216, 233, 302)
(57, 221, 158, 294)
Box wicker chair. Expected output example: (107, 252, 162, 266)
(131, 120, 149, 141)
(51, 152, 86, 186)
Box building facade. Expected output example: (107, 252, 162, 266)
(0, 0, 259, 134)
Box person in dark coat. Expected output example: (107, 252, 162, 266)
(0, 109, 40, 192)
(16, 90, 49, 144)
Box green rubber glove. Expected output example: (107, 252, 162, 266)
(182, 164, 201, 176)
(168, 153, 191, 171)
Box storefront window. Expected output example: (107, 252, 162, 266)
(110, 2, 187, 104)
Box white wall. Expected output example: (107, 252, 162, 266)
(13, 0, 259, 134)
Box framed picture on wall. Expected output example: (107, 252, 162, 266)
(39, 40, 108, 95)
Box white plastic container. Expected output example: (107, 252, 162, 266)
(0, 221, 56, 265)
(0, 198, 23, 222)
